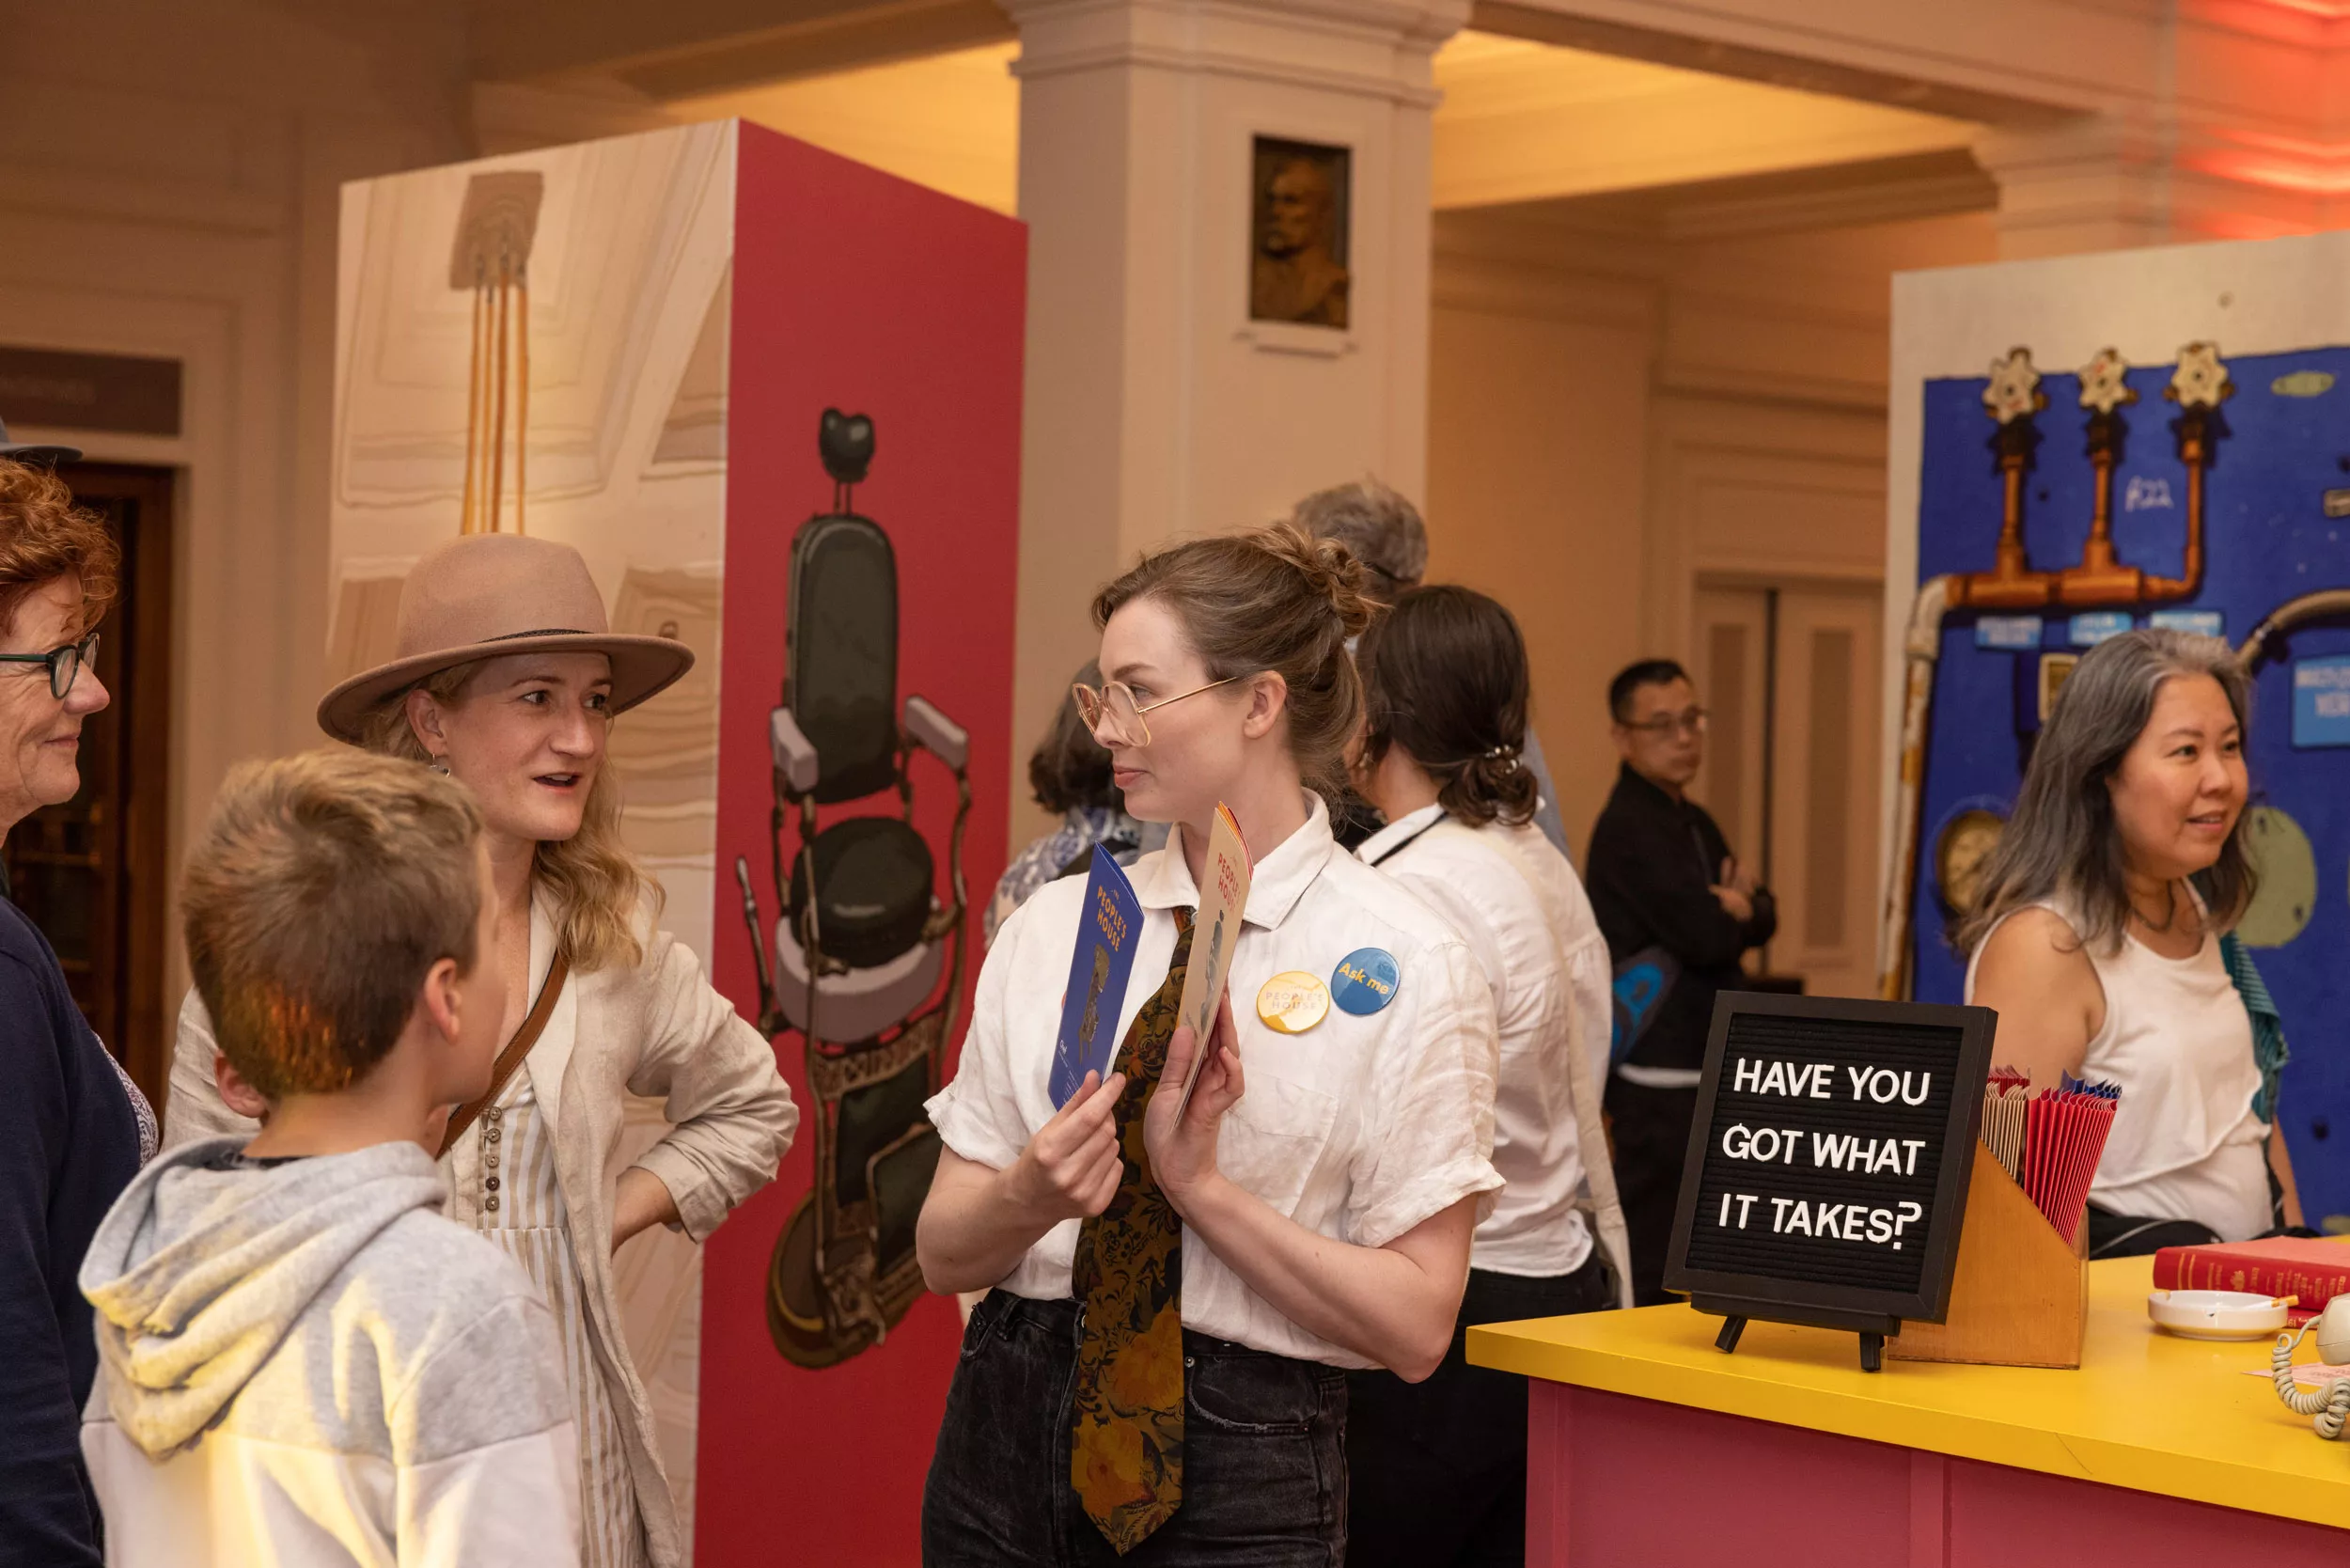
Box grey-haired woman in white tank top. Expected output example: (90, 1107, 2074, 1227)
(1957, 629, 2300, 1250)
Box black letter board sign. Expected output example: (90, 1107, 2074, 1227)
(1662, 991, 1994, 1371)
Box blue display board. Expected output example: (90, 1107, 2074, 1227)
(1910, 347, 2350, 1212)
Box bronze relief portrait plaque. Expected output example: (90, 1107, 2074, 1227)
(1250, 136, 1351, 330)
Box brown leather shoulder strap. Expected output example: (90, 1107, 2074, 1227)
(439, 949, 571, 1157)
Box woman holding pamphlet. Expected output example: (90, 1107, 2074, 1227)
(1345, 584, 1627, 1568)
(1963, 627, 2302, 1256)
(917, 524, 1503, 1566)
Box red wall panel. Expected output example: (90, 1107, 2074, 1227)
(701, 124, 1026, 1566)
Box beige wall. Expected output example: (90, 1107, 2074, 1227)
(1425, 285, 1653, 855)
(3, 0, 2327, 1014)
(1, 1, 476, 1013)
(1425, 202, 1998, 859)
(669, 44, 1019, 214)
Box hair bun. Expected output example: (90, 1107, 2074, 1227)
(1252, 520, 1376, 639)
(1089, 520, 1373, 807)
(1458, 745, 1536, 819)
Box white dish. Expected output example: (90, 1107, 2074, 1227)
(2147, 1289, 2290, 1340)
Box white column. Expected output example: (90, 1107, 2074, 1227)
(1004, 0, 1466, 840)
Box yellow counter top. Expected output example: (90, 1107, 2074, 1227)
(1467, 1256, 2350, 1529)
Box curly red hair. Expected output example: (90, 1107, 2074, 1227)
(0, 459, 118, 638)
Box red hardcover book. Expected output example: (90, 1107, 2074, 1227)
(2152, 1236, 2350, 1322)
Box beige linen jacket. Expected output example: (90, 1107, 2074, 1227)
(162, 898, 797, 1568)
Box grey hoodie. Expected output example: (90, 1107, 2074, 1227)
(79, 1136, 580, 1567)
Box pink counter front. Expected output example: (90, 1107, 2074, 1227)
(1468, 1256, 2350, 1566)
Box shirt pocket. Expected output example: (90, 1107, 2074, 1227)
(1214, 1071, 1340, 1218)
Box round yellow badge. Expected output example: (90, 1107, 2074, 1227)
(1256, 970, 1331, 1034)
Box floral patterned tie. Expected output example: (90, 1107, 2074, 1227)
(1070, 907, 1194, 1554)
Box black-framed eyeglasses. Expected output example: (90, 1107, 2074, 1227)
(0, 632, 99, 699)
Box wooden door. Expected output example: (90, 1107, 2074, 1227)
(1689, 580, 1883, 996)
(1691, 586, 1769, 874)
(5, 463, 174, 1101)
(1765, 586, 1882, 999)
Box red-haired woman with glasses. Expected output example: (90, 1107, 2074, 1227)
(916, 524, 1504, 1567)
(0, 450, 150, 1568)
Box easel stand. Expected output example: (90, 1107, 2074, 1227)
(1885, 1152, 2088, 1368)
(1695, 1295, 1902, 1372)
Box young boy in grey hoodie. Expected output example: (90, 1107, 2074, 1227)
(78, 749, 580, 1566)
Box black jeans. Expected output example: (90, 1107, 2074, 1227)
(1603, 1074, 1700, 1306)
(922, 1294, 1348, 1567)
(1344, 1254, 1615, 1568)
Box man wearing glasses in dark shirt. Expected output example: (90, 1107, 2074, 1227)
(1586, 659, 1776, 1305)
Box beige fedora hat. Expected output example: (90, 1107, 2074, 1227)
(317, 534, 695, 744)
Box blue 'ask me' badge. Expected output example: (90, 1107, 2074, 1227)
(1331, 948, 1400, 1015)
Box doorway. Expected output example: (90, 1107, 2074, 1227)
(4, 463, 174, 1102)
(1692, 579, 1881, 1000)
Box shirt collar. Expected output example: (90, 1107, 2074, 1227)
(1128, 792, 1335, 931)
(1616, 760, 1687, 813)
(1355, 802, 1444, 865)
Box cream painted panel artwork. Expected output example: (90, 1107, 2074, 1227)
(328, 120, 739, 1548)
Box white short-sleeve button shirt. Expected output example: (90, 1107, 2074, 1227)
(1358, 805, 1613, 1278)
(926, 792, 1502, 1368)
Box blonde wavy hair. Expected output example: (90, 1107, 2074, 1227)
(356, 660, 656, 974)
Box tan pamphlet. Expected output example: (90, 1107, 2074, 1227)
(1169, 803, 1251, 1121)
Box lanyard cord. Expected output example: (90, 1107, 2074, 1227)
(1367, 808, 1449, 867)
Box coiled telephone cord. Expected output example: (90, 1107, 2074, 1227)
(2272, 1326, 2350, 1438)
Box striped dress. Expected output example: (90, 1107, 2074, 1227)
(446, 1062, 648, 1568)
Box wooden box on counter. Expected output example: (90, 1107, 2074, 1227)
(1887, 1151, 2088, 1369)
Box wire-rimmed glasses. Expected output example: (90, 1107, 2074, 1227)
(1072, 675, 1242, 747)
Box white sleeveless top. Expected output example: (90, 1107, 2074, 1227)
(1965, 897, 2270, 1242)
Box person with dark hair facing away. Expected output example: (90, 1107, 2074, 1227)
(1964, 628, 2301, 1253)
(1346, 585, 1627, 1568)
(984, 661, 1143, 948)
(1587, 658, 1775, 1306)
(918, 523, 1502, 1566)
(1288, 476, 1574, 860)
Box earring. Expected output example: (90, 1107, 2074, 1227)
(430, 759, 452, 776)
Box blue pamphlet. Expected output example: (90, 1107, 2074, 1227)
(1049, 846, 1145, 1108)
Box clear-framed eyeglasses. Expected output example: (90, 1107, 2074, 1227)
(1072, 675, 1242, 747)
(0, 632, 99, 699)
(1624, 706, 1708, 740)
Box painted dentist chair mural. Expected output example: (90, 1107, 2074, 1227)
(736, 408, 971, 1369)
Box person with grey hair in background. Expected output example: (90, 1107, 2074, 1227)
(1290, 478, 1573, 858)
(1964, 628, 2305, 1256)
(1291, 476, 1430, 599)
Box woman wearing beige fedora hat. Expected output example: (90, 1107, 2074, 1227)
(162, 533, 798, 1568)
